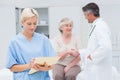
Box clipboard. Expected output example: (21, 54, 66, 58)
(29, 57, 60, 74)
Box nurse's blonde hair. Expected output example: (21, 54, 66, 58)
(59, 17, 73, 33)
(20, 8, 39, 23)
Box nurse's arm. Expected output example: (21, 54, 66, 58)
(10, 58, 35, 72)
(10, 64, 30, 72)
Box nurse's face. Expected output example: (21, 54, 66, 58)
(22, 17, 37, 34)
(84, 12, 93, 23)
(61, 23, 73, 34)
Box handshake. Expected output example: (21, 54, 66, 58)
(59, 49, 80, 60)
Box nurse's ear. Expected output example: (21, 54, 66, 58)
(59, 27, 63, 33)
(21, 22, 23, 28)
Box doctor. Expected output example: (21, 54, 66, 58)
(79, 2, 112, 80)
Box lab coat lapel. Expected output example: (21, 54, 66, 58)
(89, 25, 96, 38)
(88, 18, 103, 38)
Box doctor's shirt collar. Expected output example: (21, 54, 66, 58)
(92, 17, 103, 26)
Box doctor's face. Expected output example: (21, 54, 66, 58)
(22, 17, 38, 34)
(83, 12, 93, 23)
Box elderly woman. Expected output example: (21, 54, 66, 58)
(52, 17, 81, 80)
(6, 8, 56, 80)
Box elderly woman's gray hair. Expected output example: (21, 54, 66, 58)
(59, 17, 73, 33)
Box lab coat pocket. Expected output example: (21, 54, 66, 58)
(85, 59, 97, 80)
(85, 59, 95, 70)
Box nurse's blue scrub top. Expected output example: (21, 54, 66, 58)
(6, 32, 56, 80)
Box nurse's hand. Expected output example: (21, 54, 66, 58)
(29, 58, 35, 69)
(32, 62, 53, 71)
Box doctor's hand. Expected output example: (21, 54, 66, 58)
(87, 55, 92, 60)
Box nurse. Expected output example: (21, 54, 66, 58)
(79, 2, 112, 80)
(6, 8, 56, 80)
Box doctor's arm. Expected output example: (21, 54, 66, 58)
(90, 27, 112, 64)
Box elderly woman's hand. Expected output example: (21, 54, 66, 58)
(67, 49, 80, 57)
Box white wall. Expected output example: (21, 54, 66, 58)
(100, 5, 120, 51)
(49, 7, 81, 39)
(8, 0, 120, 7)
(0, 0, 119, 48)
(1, 0, 120, 8)
(0, 0, 120, 70)
(0, 5, 16, 69)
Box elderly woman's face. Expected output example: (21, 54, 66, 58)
(22, 17, 37, 34)
(61, 23, 73, 34)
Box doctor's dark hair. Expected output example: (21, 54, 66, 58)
(82, 3, 100, 17)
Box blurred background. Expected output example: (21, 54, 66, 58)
(0, 0, 120, 74)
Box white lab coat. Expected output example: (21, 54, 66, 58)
(80, 18, 112, 80)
